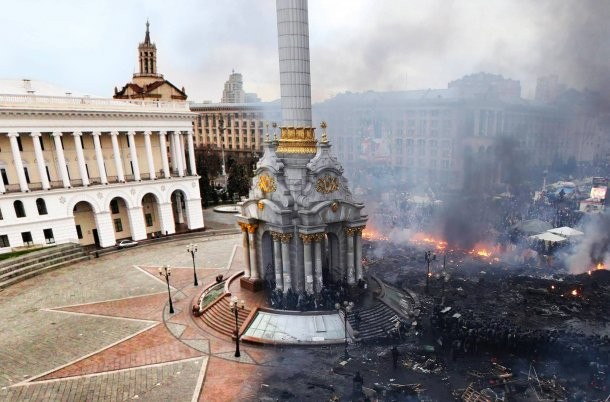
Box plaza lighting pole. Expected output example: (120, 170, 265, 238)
(187, 243, 198, 286)
(336, 301, 354, 359)
(159, 265, 174, 314)
(424, 251, 435, 295)
(229, 296, 245, 358)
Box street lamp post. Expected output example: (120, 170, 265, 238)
(424, 251, 436, 295)
(335, 300, 354, 359)
(187, 243, 198, 286)
(229, 296, 245, 358)
(158, 265, 174, 314)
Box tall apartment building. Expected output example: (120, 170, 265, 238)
(0, 79, 203, 252)
(314, 73, 607, 192)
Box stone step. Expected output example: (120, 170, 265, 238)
(0, 256, 90, 290)
(347, 301, 398, 340)
(0, 249, 87, 279)
(0, 243, 81, 269)
(0, 246, 86, 275)
(200, 296, 251, 338)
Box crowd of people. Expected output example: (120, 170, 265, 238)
(266, 280, 353, 311)
(430, 305, 610, 371)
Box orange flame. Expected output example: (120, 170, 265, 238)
(596, 262, 606, 270)
(410, 232, 447, 250)
(571, 289, 578, 296)
(362, 229, 389, 242)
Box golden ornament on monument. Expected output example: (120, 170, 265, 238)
(316, 175, 339, 194)
(257, 201, 265, 210)
(258, 173, 277, 194)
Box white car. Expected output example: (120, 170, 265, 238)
(116, 239, 138, 249)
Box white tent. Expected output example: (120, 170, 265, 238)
(548, 226, 584, 238)
(529, 232, 568, 243)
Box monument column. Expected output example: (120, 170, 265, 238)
(73, 132, 89, 186)
(52, 132, 71, 188)
(239, 223, 251, 277)
(92, 132, 108, 184)
(248, 224, 259, 280)
(355, 226, 365, 281)
(143, 131, 156, 179)
(345, 227, 356, 285)
(8, 133, 28, 192)
(271, 232, 284, 290)
(159, 132, 170, 178)
(110, 132, 125, 182)
(127, 131, 141, 181)
(313, 233, 324, 293)
(300, 234, 314, 294)
(280, 233, 292, 290)
(31, 133, 50, 190)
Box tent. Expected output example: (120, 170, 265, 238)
(512, 219, 553, 235)
(548, 226, 584, 238)
(529, 232, 568, 243)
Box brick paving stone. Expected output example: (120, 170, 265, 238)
(199, 356, 262, 402)
(54, 292, 169, 321)
(37, 322, 202, 381)
(1, 358, 206, 402)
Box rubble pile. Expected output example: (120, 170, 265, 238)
(363, 239, 610, 400)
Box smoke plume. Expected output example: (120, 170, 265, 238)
(565, 212, 610, 274)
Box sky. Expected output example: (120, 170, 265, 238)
(1, 0, 609, 103)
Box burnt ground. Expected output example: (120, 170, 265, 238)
(254, 240, 609, 402)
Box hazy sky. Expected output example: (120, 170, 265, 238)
(1, 0, 609, 102)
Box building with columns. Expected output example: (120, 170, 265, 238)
(0, 79, 203, 252)
(235, 0, 367, 294)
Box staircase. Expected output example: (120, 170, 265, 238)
(348, 301, 401, 341)
(0, 243, 90, 290)
(199, 294, 253, 338)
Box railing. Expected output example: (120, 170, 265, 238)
(0, 93, 190, 112)
(1, 173, 196, 195)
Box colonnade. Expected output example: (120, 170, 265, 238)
(0, 130, 197, 193)
(239, 223, 366, 294)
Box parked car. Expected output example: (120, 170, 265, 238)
(116, 239, 138, 249)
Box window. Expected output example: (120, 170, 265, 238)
(17, 136, 23, 151)
(36, 198, 47, 215)
(1, 168, 8, 185)
(110, 199, 120, 214)
(145, 213, 153, 227)
(0, 235, 9, 248)
(43, 229, 55, 244)
(76, 225, 83, 239)
(21, 232, 33, 246)
(14, 200, 26, 218)
(39, 136, 45, 151)
(114, 218, 123, 232)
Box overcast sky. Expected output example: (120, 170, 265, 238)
(1, 0, 608, 103)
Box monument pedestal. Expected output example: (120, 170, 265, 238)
(240, 277, 264, 292)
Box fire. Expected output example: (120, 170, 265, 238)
(410, 232, 447, 250)
(468, 243, 496, 259)
(596, 262, 606, 270)
(571, 289, 578, 296)
(362, 228, 389, 242)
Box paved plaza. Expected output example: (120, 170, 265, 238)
(0, 210, 373, 401)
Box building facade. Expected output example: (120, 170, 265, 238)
(314, 74, 609, 192)
(0, 80, 203, 252)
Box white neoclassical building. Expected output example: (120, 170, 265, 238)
(0, 79, 204, 251)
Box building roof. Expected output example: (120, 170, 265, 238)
(0, 79, 94, 97)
